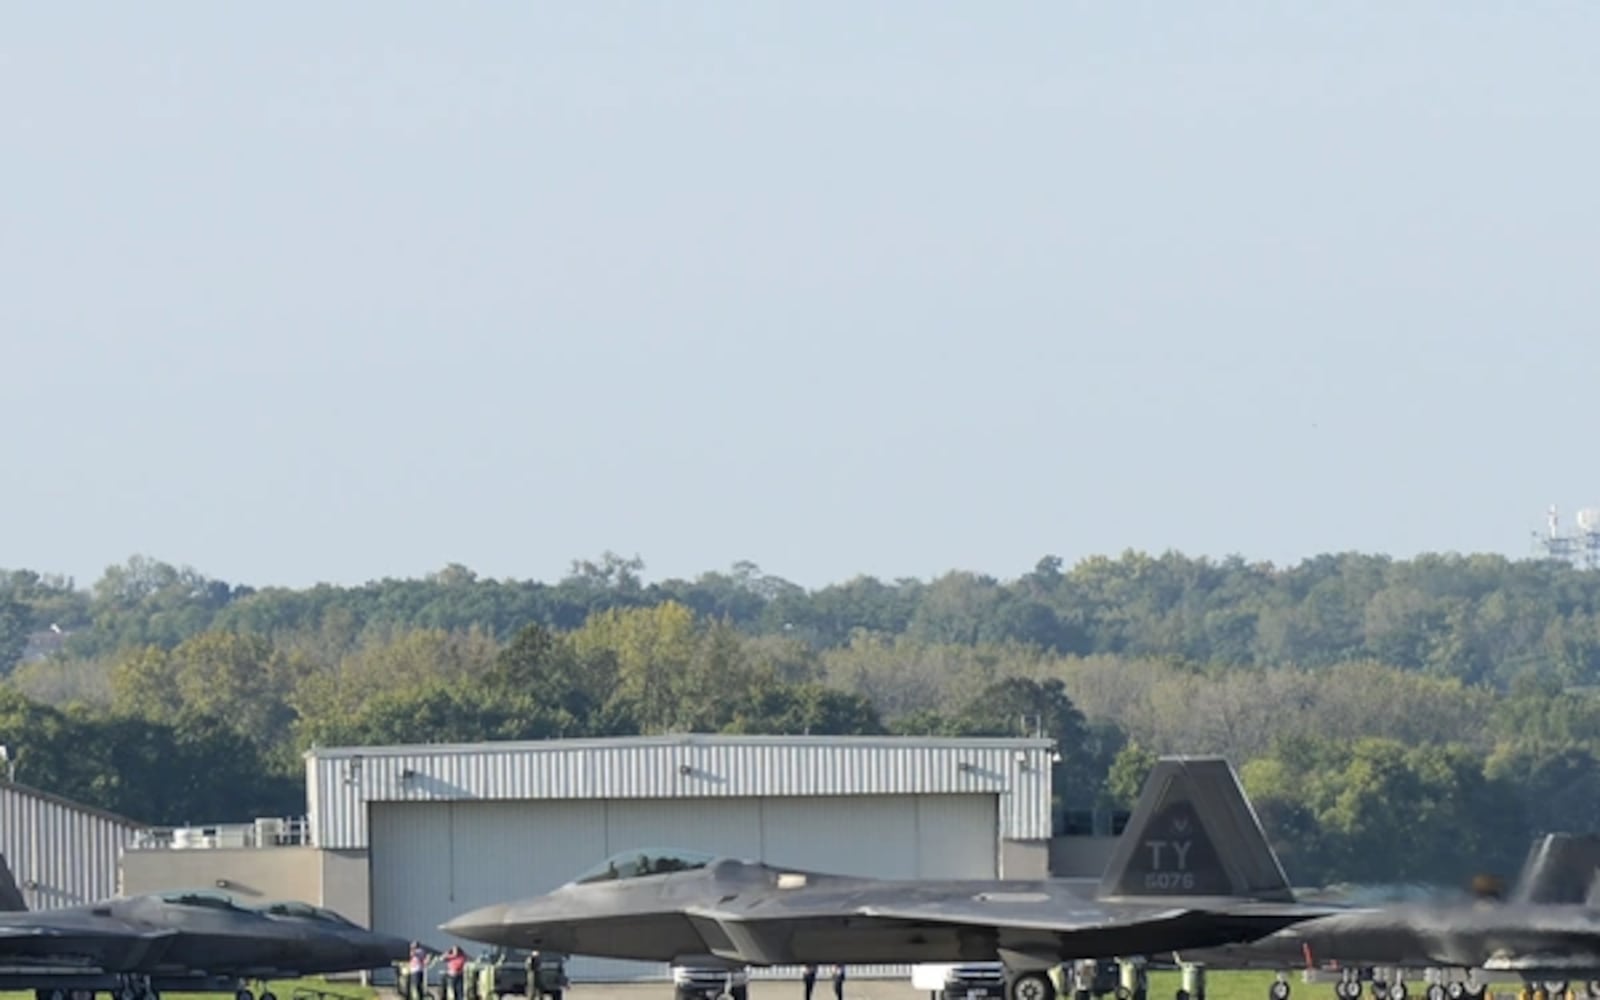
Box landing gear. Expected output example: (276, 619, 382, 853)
(1269, 975, 1291, 1000)
(1010, 971, 1056, 1000)
(1177, 963, 1205, 1000)
(1116, 958, 1148, 1000)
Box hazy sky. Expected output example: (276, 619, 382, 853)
(4, 5, 1598, 591)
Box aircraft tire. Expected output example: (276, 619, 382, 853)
(1391, 982, 1407, 1000)
(1175, 990, 1190, 1000)
(1586, 984, 1600, 1000)
(1010, 971, 1056, 1000)
(262, 991, 277, 1000)
(1270, 981, 1291, 1000)
(1446, 984, 1466, 1000)
(48, 989, 67, 1000)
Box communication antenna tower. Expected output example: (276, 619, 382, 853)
(1533, 503, 1600, 568)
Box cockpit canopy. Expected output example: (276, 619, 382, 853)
(570, 848, 717, 885)
(158, 890, 252, 912)
(256, 900, 361, 926)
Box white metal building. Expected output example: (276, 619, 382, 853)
(305, 734, 1056, 980)
(0, 778, 144, 908)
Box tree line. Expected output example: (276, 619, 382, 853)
(5, 550, 1600, 888)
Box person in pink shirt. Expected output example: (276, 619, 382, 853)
(442, 945, 470, 1000)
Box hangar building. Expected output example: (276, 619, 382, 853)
(0, 778, 142, 908)
(306, 734, 1056, 979)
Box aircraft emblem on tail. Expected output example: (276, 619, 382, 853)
(1098, 756, 1294, 903)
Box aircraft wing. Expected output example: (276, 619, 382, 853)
(694, 898, 1331, 962)
(846, 898, 1339, 930)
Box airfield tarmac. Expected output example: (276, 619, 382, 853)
(455, 985, 924, 1000)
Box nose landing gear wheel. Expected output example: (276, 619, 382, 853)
(1011, 972, 1056, 1000)
(1270, 982, 1291, 1000)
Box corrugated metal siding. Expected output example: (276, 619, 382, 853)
(308, 737, 1053, 849)
(0, 783, 142, 907)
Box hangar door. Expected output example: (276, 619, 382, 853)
(371, 793, 996, 981)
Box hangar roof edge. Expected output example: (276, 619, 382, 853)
(0, 777, 149, 830)
(304, 733, 1056, 759)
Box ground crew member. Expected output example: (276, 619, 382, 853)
(527, 951, 543, 999)
(832, 964, 846, 1000)
(408, 941, 430, 1000)
(802, 965, 818, 1000)
(442, 945, 469, 1000)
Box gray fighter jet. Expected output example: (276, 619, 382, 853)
(441, 757, 1341, 1000)
(0, 857, 408, 999)
(1171, 834, 1600, 1000)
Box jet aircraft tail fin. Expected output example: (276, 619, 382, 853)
(1510, 833, 1600, 905)
(0, 853, 28, 912)
(1097, 756, 1294, 904)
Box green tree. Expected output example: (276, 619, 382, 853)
(1105, 741, 1159, 809)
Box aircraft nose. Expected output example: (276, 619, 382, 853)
(441, 902, 509, 942)
(374, 932, 412, 963)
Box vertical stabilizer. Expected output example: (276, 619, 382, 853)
(0, 853, 27, 912)
(1512, 833, 1600, 905)
(1097, 756, 1294, 903)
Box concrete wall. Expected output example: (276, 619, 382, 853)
(1049, 835, 1119, 878)
(320, 849, 371, 927)
(1000, 838, 1050, 879)
(123, 846, 323, 903)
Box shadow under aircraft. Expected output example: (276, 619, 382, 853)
(441, 756, 1344, 1000)
(0, 858, 408, 1000)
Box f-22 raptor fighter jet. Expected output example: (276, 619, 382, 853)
(442, 757, 1341, 1000)
(0, 854, 408, 1000)
(1174, 833, 1600, 1000)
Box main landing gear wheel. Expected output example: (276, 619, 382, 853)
(1010, 971, 1056, 1000)
(1269, 981, 1291, 1000)
(1390, 982, 1408, 1000)
(1427, 986, 1446, 1000)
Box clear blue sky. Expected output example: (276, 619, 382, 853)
(4, 4, 1597, 590)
